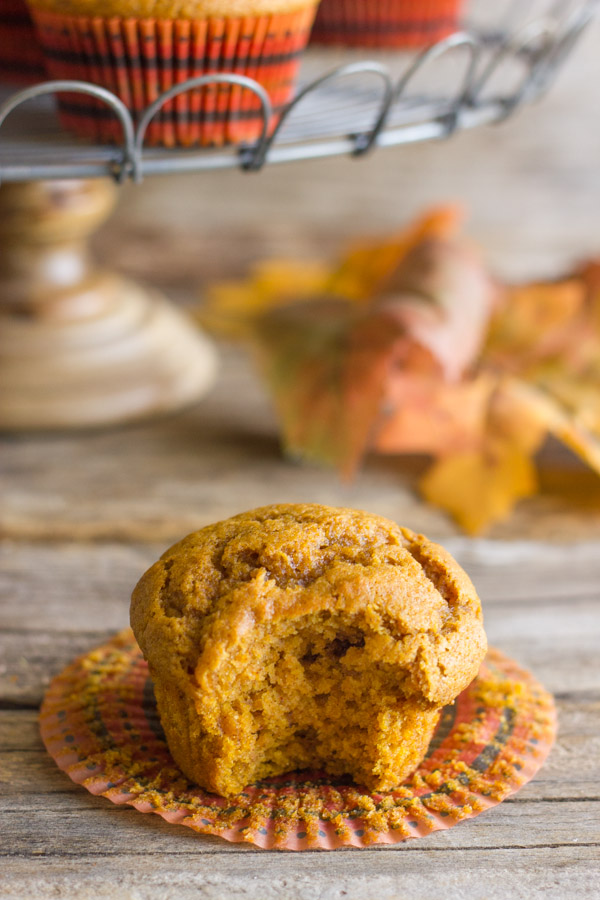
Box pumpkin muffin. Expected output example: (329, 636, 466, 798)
(131, 503, 487, 797)
(27, 0, 318, 146)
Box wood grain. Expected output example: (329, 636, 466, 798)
(1, 848, 598, 900)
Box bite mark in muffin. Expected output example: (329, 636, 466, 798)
(131, 503, 487, 797)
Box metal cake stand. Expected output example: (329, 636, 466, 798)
(0, 0, 596, 430)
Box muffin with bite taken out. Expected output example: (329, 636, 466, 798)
(131, 503, 487, 797)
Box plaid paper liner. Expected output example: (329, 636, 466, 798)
(310, 0, 463, 49)
(39, 629, 556, 851)
(0, 0, 46, 84)
(31, 6, 316, 146)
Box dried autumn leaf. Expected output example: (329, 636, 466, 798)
(203, 210, 600, 535)
(328, 206, 461, 302)
(253, 302, 404, 476)
(486, 271, 600, 439)
(416, 379, 548, 533)
(578, 258, 600, 319)
(337, 314, 408, 478)
(253, 301, 347, 466)
(486, 378, 549, 456)
(201, 207, 463, 338)
(420, 438, 538, 535)
(553, 415, 600, 474)
(526, 362, 600, 435)
(252, 211, 498, 482)
(201, 259, 332, 337)
(486, 280, 586, 371)
(378, 234, 498, 381)
(376, 373, 494, 457)
(502, 380, 600, 475)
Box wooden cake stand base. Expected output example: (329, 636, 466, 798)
(0, 178, 217, 430)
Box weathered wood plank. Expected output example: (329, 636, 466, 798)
(3, 539, 600, 630)
(0, 542, 156, 633)
(2, 797, 599, 855)
(1, 846, 599, 900)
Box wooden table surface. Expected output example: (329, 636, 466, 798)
(3, 18, 600, 899)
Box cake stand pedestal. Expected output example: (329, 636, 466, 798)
(0, 178, 217, 430)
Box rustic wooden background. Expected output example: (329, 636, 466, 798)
(2, 13, 600, 900)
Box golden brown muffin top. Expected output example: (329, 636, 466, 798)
(131, 503, 486, 707)
(28, 0, 316, 17)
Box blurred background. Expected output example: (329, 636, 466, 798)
(2, 1, 600, 543)
(96, 19, 600, 291)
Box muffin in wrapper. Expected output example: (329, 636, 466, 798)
(130, 503, 487, 798)
(27, 1, 318, 147)
(0, 0, 46, 84)
(310, 0, 464, 49)
(40, 629, 558, 850)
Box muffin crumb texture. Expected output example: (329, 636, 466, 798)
(131, 503, 487, 797)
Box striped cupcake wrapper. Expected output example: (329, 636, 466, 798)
(310, 0, 463, 49)
(31, 6, 317, 147)
(0, 0, 46, 84)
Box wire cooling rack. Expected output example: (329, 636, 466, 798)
(0, 0, 596, 183)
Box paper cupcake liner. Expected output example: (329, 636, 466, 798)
(31, 7, 316, 147)
(0, 0, 46, 84)
(310, 0, 462, 49)
(39, 629, 556, 851)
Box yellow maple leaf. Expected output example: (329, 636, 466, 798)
(329, 206, 461, 301)
(524, 363, 600, 435)
(200, 259, 331, 337)
(505, 380, 600, 474)
(420, 438, 538, 535)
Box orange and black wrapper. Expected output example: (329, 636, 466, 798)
(310, 0, 463, 49)
(31, 6, 317, 147)
(0, 0, 46, 84)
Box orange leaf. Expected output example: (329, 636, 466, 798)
(420, 438, 538, 535)
(376, 373, 494, 456)
(253, 302, 403, 476)
(328, 207, 462, 302)
(486, 280, 586, 370)
(378, 235, 498, 380)
(487, 378, 548, 456)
